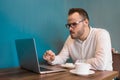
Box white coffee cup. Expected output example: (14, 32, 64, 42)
(75, 63, 91, 75)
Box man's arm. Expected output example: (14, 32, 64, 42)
(86, 29, 112, 70)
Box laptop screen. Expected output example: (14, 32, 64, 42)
(15, 38, 40, 73)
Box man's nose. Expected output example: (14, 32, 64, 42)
(69, 26, 73, 31)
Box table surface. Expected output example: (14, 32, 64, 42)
(0, 67, 118, 80)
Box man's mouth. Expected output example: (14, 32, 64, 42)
(70, 31, 74, 34)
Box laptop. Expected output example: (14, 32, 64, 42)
(15, 38, 65, 74)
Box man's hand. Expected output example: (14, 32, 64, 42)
(43, 50, 55, 63)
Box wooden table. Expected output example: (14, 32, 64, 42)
(0, 67, 118, 80)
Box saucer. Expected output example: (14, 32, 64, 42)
(70, 69, 95, 76)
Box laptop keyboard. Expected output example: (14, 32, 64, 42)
(40, 67, 52, 71)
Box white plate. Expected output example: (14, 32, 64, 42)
(61, 64, 75, 69)
(70, 69, 95, 76)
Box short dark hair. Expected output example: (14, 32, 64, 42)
(68, 8, 89, 21)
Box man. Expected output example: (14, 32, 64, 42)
(43, 8, 112, 70)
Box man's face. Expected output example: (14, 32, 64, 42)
(67, 12, 85, 39)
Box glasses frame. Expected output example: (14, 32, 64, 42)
(65, 19, 85, 29)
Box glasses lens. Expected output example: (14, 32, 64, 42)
(65, 24, 70, 29)
(65, 23, 77, 29)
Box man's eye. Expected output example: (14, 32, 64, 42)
(72, 23, 77, 26)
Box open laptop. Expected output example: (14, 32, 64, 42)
(15, 38, 65, 74)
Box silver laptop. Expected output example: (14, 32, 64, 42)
(15, 38, 65, 74)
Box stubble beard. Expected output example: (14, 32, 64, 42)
(70, 28, 84, 39)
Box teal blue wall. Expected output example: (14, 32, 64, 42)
(0, 0, 83, 68)
(0, 0, 120, 68)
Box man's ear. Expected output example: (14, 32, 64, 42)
(84, 19, 89, 25)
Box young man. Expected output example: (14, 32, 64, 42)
(43, 8, 112, 70)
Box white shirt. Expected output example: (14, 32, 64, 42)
(51, 27, 113, 71)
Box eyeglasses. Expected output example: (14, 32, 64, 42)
(65, 19, 85, 29)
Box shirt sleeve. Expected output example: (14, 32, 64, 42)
(85, 29, 112, 70)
